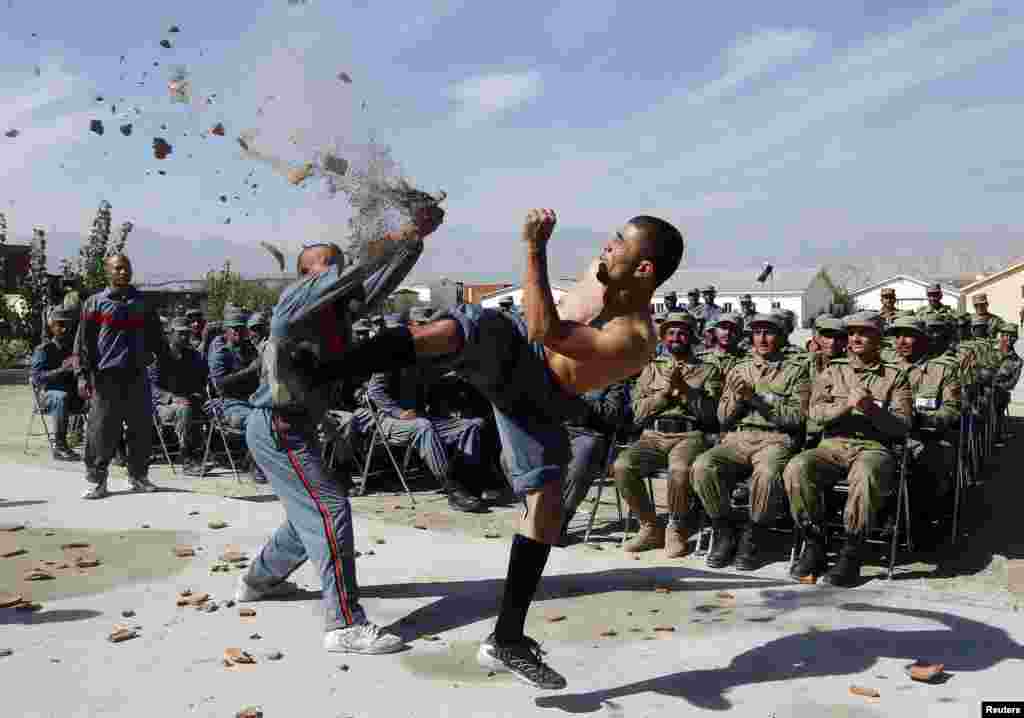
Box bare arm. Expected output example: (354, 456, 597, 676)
(521, 209, 562, 345)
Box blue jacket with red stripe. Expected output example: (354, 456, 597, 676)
(74, 286, 167, 377)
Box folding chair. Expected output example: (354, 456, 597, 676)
(348, 390, 424, 504)
(575, 429, 625, 543)
(789, 442, 912, 580)
(150, 413, 177, 475)
(25, 377, 87, 456)
(199, 383, 247, 483)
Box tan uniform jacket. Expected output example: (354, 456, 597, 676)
(809, 356, 913, 443)
(704, 347, 746, 380)
(718, 354, 810, 434)
(632, 354, 722, 428)
(897, 355, 962, 434)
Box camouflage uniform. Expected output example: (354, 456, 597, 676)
(614, 314, 722, 541)
(692, 346, 809, 525)
(887, 317, 961, 497)
(783, 331, 913, 534)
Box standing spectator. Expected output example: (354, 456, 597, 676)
(30, 306, 82, 461)
(74, 254, 167, 499)
(149, 316, 209, 475)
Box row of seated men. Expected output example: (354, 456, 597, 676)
(30, 305, 273, 479)
(578, 307, 1019, 589)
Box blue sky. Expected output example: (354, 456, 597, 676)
(1, 0, 1023, 280)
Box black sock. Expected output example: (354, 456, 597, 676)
(493, 534, 551, 644)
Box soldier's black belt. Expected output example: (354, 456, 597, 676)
(651, 417, 695, 433)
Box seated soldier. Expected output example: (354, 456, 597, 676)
(30, 307, 83, 461)
(365, 326, 488, 513)
(783, 311, 913, 587)
(559, 379, 632, 543)
(200, 320, 222, 361)
(702, 312, 746, 378)
(887, 315, 961, 538)
(208, 307, 260, 430)
(613, 312, 722, 557)
(248, 312, 269, 352)
(692, 313, 810, 570)
(149, 316, 209, 475)
(186, 309, 206, 352)
(993, 323, 1022, 444)
(804, 315, 848, 445)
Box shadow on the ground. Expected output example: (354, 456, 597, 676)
(0, 499, 48, 508)
(363, 566, 791, 643)
(535, 603, 1024, 712)
(0, 607, 103, 626)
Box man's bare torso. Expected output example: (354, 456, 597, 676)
(546, 314, 656, 395)
(548, 258, 656, 395)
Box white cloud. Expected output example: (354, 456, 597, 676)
(448, 71, 543, 127)
(686, 28, 818, 105)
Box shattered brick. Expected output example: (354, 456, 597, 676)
(108, 627, 137, 643)
(0, 592, 25, 608)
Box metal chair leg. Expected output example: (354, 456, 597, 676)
(153, 416, 176, 476)
(583, 477, 605, 544)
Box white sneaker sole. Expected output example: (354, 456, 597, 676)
(324, 640, 404, 655)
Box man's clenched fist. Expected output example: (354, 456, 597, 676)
(523, 208, 556, 246)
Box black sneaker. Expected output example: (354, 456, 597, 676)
(477, 633, 567, 690)
(447, 484, 485, 513)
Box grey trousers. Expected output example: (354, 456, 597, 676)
(85, 369, 152, 483)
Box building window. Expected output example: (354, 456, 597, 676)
(722, 302, 733, 312)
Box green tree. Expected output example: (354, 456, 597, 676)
(205, 261, 282, 320)
(24, 227, 48, 342)
(78, 200, 113, 292)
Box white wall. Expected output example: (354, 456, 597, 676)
(854, 278, 960, 312)
(480, 286, 569, 309)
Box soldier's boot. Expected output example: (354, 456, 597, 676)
(820, 532, 864, 588)
(623, 516, 665, 553)
(664, 523, 691, 559)
(790, 524, 828, 582)
(733, 521, 764, 571)
(706, 518, 738, 568)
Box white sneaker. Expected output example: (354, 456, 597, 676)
(323, 622, 404, 655)
(82, 483, 109, 500)
(234, 575, 300, 603)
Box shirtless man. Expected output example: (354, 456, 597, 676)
(321, 209, 684, 688)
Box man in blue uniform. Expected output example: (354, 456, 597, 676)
(208, 307, 259, 430)
(75, 254, 167, 499)
(237, 206, 444, 656)
(31, 306, 82, 461)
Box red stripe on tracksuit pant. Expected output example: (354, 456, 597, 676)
(243, 409, 364, 630)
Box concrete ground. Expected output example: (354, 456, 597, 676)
(2, 379, 1024, 717)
